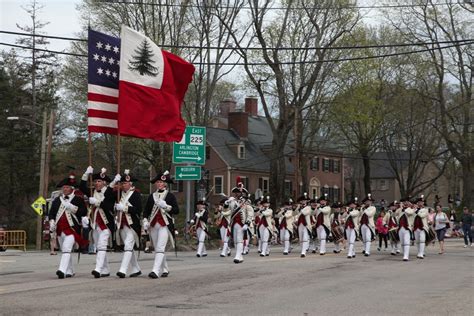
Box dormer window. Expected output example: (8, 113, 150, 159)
(238, 144, 246, 159)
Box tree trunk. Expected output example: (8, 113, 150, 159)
(362, 152, 371, 196)
(461, 159, 473, 209)
(269, 135, 288, 209)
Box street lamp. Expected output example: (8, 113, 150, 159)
(7, 112, 53, 251)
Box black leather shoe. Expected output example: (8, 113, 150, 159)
(283, 252, 288, 255)
(196, 254, 201, 257)
(202, 254, 208, 257)
(161, 272, 169, 277)
(100, 273, 110, 277)
(148, 272, 159, 279)
(220, 254, 226, 257)
(65, 273, 74, 278)
(116, 272, 126, 278)
(364, 253, 370, 257)
(233, 259, 243, 264)
(130, 271, 142, 278)
(259, 254, 265, 257)
(91, 270, 101, 278)
(300, 254, 306, 258)
(56, 270, 65, 279)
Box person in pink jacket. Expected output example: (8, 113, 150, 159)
(376, 209, 388, 251)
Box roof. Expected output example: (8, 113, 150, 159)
(346, 151, 411, 179)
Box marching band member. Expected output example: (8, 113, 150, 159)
(80, 166, 118, 278)
(191, 198, 209, 257)
(359, 194, 376, 257)
(115, 170, 142, 278)
(50, 174, 88, 279)
(243, 195, 255, 255)
(297, 194, 314, 258)
(345, 198, 360, 258)
(143, 171, 179, 278)
(216, 198, 232, 257)
(330, 202, 344, 254)
(228, 179, 250, 264)
(279, 199, 295, 255)
(254, 197, 263, 254)
(384, 201, 401, 255)
(398, 198, 415, 261)
(414, 195, 429, 259)
(258, 196, 273, 257)
(315, 194, 331, 255)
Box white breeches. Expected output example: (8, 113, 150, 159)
(220, 226, 231, 256)
(233, 224, 244, 261)
(58, 232, 75, 275)
(93, 227, 110, 274)
(259, 225, 270, 255)
(361, 224, 372, 254)
(196, 227, 207, 256)
(149, 223, 169, 275)
(316, 226, 327, 254)
(345, 228, 356, 257)
(298, 224, 310, 255)
(118, 226, 140, 274)
(399, 227, 411, 260)
(415, 229, 426, 257)
(280, 228, 291, 253)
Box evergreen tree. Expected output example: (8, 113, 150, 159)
(128, 39, 159, 77)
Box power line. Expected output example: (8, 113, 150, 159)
(1, 29, 472, 51)
(1, 40, 472, 65)
(95, 0, 463, 11)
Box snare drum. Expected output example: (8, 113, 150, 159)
(388, 227, 400, 242)
(425, 227, 436, 244)
(331, 226, 345, 243)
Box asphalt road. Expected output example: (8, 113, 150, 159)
(0, 239, 472, 316)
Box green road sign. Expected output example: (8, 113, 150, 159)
(175, 166, 202, 181)
(172, 126, 206, 164)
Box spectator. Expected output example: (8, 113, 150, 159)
(448, 194, 454, 208)
(376, 209, 388, 251)
(460, 207, 473, 248)
(454, 193, 461, 208)
(449, 210, 457, 224)
(427, 208, 436, 245)
(434, 204, 449, 254)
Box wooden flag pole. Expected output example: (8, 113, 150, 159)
(116, 133, 121, 202)
(88, 133, 93, 197)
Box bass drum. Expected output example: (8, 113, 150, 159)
(331, 226, 345, 243)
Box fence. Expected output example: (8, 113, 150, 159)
(0, 230, 27, 252)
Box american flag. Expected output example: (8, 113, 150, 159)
(87, 29, 121, 134)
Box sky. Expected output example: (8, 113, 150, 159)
(0, 0, 82, 53)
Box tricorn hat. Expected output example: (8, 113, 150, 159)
(151, 170, 174, 184)
(283, 198, 294, 206)
(56, 173, 77, 188)
(317, 193, 329, 203)
(361, 193, 375, 203)
(120, 169, 138, 182)
(92, 168, 111, 182)
(231, 176, 248, 195)
(196, 198, 207, 206)
(346, 197, 359, 206)
(261, 196, 271, 204)
(415, 195, 425, 203)
(297, 192, 309, 202)
(331, 201, 343, 208)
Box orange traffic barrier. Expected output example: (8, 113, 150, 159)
(0, 230, 27, 252)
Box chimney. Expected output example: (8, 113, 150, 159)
(219, 98, 237, 118)
(244, 96, 258, 116)
(228, 111, 248, 138)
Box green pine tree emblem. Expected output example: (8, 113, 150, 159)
(128, 39, 159, 77)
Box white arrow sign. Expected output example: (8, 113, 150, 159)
(175, 156, 202, 161)
(179, 173, 199, 178)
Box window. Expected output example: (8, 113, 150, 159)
(170, 181, 184, 193)
(214, 176, 224, 194)
(320, 185, 329, 198)
(322, 158, 330, 172)
(310, 157, 319, 170)
(370, 180, 376, 191)
(238, 145, 246, 159)
(333, 160, 340, 173)
(284, 180, 293, 197)
(379, 179, 388, 191)
(206, 146, 211, 160)
(258, 177, 269, 195)
(329, 159, 334, 172)
(239, 176, 249, 192)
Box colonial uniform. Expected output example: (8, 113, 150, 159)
(229, 182, 250, 264)
(258, 196, 273, 257)
(242, 197, 255, 255)
(143, 171, 179, 278)
(297, 195, 313, 257)
(398, 199, 415, 261)
(330, 202, 344, 253)
(359, 195, 376, 256)
(315, 196, 331, 255)
(192, 199, 209, 257)
(115, 171, 142, 278)
(383, 202, 401, 255)
(80, 167, 117, 278)
(50, 175, 88, 279)
(217, 199, 232, 257)
(345, 198, 360, 258)
(279, 199, 295, 255)
(414, 197, 429, 259)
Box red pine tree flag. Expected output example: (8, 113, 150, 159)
(118, 26, 195, 142)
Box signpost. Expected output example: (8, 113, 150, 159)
(173, 126, 207, 240)
(175, 166, 202, 181)
(172, 126, 206, 165)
